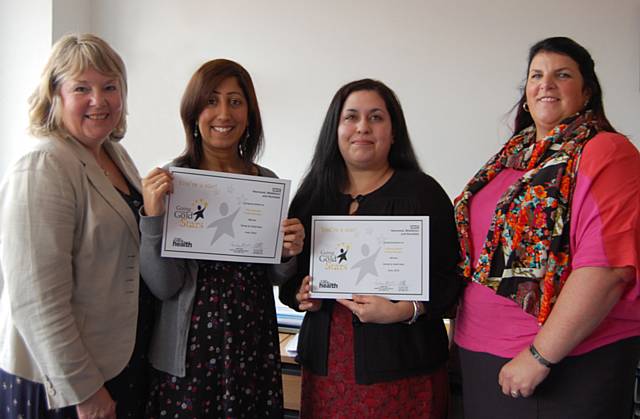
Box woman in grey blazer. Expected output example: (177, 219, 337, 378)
(0, 34, 153, 419)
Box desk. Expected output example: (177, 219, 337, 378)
(279, 332, 301, 416)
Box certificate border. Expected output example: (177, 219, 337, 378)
(309, 216, 429, 300)
(161, 167, 290, 264)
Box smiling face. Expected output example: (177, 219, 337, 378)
(59, 67, 123, 152)
(197, 76, 248, 155)
(337, 90, 393, 171)
(525, 51, 591, 137)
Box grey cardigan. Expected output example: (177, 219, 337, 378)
(140, 165, 297, 377)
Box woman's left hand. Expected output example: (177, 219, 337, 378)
(337, 295, 414, 324)
(281, 218, 305, 257)
(498, 347, 550, 398)
(498, 266, 633, 399)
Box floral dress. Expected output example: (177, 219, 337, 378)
(146, 260, 283, 418)
(300, 303, 448, 419)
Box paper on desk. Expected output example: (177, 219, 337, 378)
(285, 333, 299, 356)
(274, 286, 305, 327)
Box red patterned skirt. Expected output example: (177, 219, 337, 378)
(300, 303, 448, 419)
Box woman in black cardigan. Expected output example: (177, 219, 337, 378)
(279, 79, 461, 418)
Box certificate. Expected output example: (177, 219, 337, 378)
(161, 167, 290, 264)
(309, 216, 429, 301)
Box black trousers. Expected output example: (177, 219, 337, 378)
(0, 368, 77, 419)
(459, 336, 640, 419)
(0, 355, 149, 419)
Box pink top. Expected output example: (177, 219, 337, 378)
(455, 132, 640, 357)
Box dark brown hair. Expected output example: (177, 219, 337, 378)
(513, 36, 615, 134)
(174, 59, 263, 167)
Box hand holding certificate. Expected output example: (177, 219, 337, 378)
(160, 167, 291, 264)
(309, 215, 429, 301)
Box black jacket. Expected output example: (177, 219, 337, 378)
(279, 170, 462, 384)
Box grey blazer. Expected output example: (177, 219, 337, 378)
(0, 136, 142, 408)
(140, 164, 296, 377)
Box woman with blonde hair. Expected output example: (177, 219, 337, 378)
(0, 33, 152, 419)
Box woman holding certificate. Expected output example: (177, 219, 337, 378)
(279, 79, 462, 418)
(139, 59, 304, 418)
(453, 37, 640, 418)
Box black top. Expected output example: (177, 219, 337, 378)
(113, 183, 156, 417)
(279, 170, 462, 384)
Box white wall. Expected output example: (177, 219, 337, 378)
(52, 0, 92, 40)
(0, 0, 92, 175)
(3, 0, 639, 198)
(0, 0, 52, 174)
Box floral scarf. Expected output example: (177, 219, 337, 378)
(454, 111, 599, 325)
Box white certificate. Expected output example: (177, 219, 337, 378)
(161, 167, 290, 264)
(309, 216, 429, 301)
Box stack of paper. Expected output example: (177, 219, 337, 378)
(285, 333, 299, 356)
(273, 286, 305, 327)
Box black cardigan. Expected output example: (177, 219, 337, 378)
(279, 170, 462, 384)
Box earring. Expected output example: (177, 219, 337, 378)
(522, 102, 530, 112)
(238, 128, 250, 157)
(193, 122, 200, 139)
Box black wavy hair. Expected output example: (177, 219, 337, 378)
(290, 78, 421, 219)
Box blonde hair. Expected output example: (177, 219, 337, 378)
(28, 33, 128, 140)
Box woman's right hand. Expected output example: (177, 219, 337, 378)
(76, 386, 116, 419)
(296, 275, 322, 312)
(141, 167, 173, 216)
